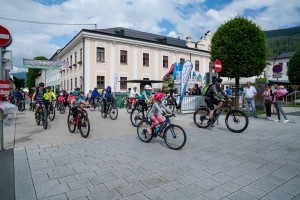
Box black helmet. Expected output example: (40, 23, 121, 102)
(215, 78, 223, 83)
(46, 86, 51, 90)
(39, 82, 45, 87)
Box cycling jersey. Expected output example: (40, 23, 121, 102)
(140, 90, 152, 101)
(35, 88, 46, 100)
(43, 91, 56, 101)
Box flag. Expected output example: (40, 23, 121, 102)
(180, 61, 193, 105)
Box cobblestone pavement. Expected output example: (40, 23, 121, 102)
(13, 107, 300, 200)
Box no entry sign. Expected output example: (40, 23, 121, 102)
(214, 59, 222, 73)
(0, 26, 12, 47)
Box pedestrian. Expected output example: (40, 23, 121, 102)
(273, 84, 289, 123)
(242, 81, 257, 118)
(262, 84, 272, 120)
(192, 84, 201, 95)
(225, 86, 233, 96)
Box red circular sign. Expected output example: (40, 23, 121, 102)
(0, 26, 12, 47)
(214, 59, 222, 73)
(272, 64, 283, 73)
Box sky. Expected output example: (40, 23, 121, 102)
(1, 0, 300, 74)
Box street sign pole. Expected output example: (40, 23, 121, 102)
(0, 47, 2, 80)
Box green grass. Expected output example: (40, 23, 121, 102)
(283, 104, 300, 107)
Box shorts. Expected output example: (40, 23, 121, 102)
(129, 97, 136, 103)
(205, 97, 220, 111)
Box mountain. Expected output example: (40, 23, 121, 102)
(10, 72, 27, 80)
(264, 26, 300, 58)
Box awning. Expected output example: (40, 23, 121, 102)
(268, 79, 290, 84)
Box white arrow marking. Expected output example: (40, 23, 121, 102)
(0, 34, 9, 39)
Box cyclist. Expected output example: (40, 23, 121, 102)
(102, 86, 115, 113)
(13, 89, 24, 104)
(147, 92, 172, 136)
(129, 86, 140, 108)
(138, 85, 152, 112)
(44, 86, 57, 110)
(79, 91, 85, 100)
(32, 82, 46, 116)
(205, 78, 230, 127)
(91, 87, 101, 105)
(70, 91, 89, 118)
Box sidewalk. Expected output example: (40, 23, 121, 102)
(3, 107, 300, 200)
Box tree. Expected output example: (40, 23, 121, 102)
(287, 48, 300, 85)
(210, 16, 267, 108)
(26, 56, 48, 91)
(13, 77, 25, 89)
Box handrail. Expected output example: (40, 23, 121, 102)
(285, 91, 300, 105)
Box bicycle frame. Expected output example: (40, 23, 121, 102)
(153, 116, 175, 137)
(212, 103, 232, 123)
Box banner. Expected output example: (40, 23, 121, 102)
(180, 61, 193, 104)
(23, 59, 68, 70)
(114, 74, 118, 93)
(0, 80, 10, 96)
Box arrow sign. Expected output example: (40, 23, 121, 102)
(0, 26, 12, 47)
(214, 59, 222, 73)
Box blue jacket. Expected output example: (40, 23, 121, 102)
(91, 90, 101, 98)
(14, 92, 23, 99)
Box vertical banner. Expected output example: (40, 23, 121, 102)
(180, 61, 193, 105)
(114, 74, 118, 93)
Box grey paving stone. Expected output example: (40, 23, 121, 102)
(142, 186, 166, 199)
(141, 176, 168, 188)
(227, 190, 257, 200)
(74, 164, 100, 174)
(159, 180, 184, 192)
(115, 181, 148, 197)
(66, 188, 91, 200)
(262, 189, 294, 200)
(16, 193, 37, 200)
(104, 178, 128, 190)
(124, 174, 146, 183)
(35, 179, 60, 189)
(210, 173, 234, 184)
(194, 178, 221, 191)
(204, 187, 230, 200)
(88, 184, 108, 194)
(241, 185, 267, 198)
(158, 171, 183, 181)
(89, 173, 117, 185)
(119, 192, 149, 200)
(113, 168, 135, 178)
(191, 170, 212, 180)
(231, 176, 254, 187)
(177, 175, 199, 186)
(74, 171, 97, 180)
(48, 169, 76, 179)
(35, 183, 70, 199)
(250, 178, 279, 193)
(39, 194, 68, 200)
(93, 167, 116, 175)
(67, 178, 93, 191)
(177, 183, 205, 198)
(160, 189, 188, 200)
(277, 177, 300, 196)
(218, 181, 243, 193)
(87, 189, 122, 200)
(58, 175, 76, 183)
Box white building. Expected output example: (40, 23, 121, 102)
(54, 27, 212, 94)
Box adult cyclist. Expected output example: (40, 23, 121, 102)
(102, 86, 115, 113)
(205, 78, 230, 127)
(13, 89, 24, 104)
(138, 85, 153, 112)
(44, 86, 56, 110)
(91, 87, 101, 106)
(32, 82, 46, 117)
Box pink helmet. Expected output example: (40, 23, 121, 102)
(153, 92, 164, 101)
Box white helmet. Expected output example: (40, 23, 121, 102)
(145, 85, 152, 90)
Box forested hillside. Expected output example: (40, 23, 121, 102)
(265, 26, 300, 58)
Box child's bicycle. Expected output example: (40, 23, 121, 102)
(137, 114, 186, 150)
(67, 105, 90, 138)
(193, 100, 249, 133)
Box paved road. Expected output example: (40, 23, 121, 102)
(3, 106, 300, 199)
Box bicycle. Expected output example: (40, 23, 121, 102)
(16, 98, 25, 111)
(101, 98, 118, 120)
(67, 105, 90, 138)
(130, 101, 152, 127)
(89, 97, 102, 111)
(35, 102, 48, 129)
(29, 100, 36, 112)
(193, 101, 249, 133)
(162, 94, 181, 112)
(137, 114, 186, 150)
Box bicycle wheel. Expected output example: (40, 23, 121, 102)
(130, 108, 144, 127)
(48, 105, 55, 121)
(35, 112, 40, 125)
(110, 107, 118, 120)
(101, 106, 107, 118)
(137, 120, 153, 142)
(79, 114, 90, 138)
(193, 108, 209, 128)
(67, 113, 76, 133)
(126, 103, 132, 113)
(164, 125, 186, 150)
(60, 103, 65, 114)
(97, 100, 103, 112)
(120, 101, 124, 108)
(18, 103, 22, 111)
(167, 103, 175, 112)
(225, 110, 249, 133)
(42, 109, 48, 129)
(20, 102, 25, 111)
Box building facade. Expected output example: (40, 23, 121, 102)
(56, 27, 212, 94)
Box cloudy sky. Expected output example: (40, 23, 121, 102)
(1, 0, 300, 73)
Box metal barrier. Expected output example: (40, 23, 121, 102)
(181, 95, 206, 112)
(285, 91, 300, 105)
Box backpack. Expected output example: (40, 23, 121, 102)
(35, 87, 46, 100)
(202, 84, 213, 96)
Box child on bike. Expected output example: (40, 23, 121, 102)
(147, 92, 172, 136)
(70, 91, 88, 118)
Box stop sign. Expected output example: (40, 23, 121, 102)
(214, 59, 222, 73)
(0, 26, 12, 47)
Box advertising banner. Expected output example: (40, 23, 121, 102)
(23, 59, 68, 70)
(180, 61, 193, 104)
(0, 80, 10, 96)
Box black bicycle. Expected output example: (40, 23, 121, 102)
(193, 101, 248, 133)
(47, 101, 56, 121)
(101, 98, 118, 120)
(35, 103, 48, 129)
(130, 101, 152, 127)
(137, 114, 186, 150)
(162, 95, 181, 112)
(89, 97, 102, 111)
(16, 98, 25, 111)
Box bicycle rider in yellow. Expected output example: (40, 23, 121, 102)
(43, 86, 56, 110)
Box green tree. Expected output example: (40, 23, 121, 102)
(26, 56, 48, 91)
(210, 16, 267, 108)
(287, 48, 300, 85)
(14, 77, 25, 89)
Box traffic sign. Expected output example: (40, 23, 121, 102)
(0, 26, 12, 47)
(272, 73, 282, 78)
(272, 64, 283, 73)
(214, 59, 222, 73)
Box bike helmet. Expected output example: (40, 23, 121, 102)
(153, 92, 164, 101)
(145, 85, 152, 90)
(73, 91, 79, 96)
(46, 86, 51, 90)
(39, 82, 45, 87)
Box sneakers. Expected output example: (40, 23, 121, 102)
(274, 120, 280, 122)
(283, 120, 289, 124)
(267, 117, 272, 120)
(207, 119, 214, 127)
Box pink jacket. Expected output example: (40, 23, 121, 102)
(274, 89, 287, 101)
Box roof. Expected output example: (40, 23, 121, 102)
(275, 52, 294, 59)
(85, 27, 187, 49)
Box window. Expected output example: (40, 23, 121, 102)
(279, 62, 283, 66)
(70, 79, 73, 91)
(97, 76, 105, 89)
(163, 56, 168, 68)
(75, 78, 77, 88)
(80, 48, 82, 62)
(143, 53, 149, 66)
(70, 55, 72, 66)
(97, 47, 105, 62)
(120, 50, 127, 64)
(180, 58, 185, 66)
(74, 52, 77, 64)
(195, 60, 199, 71)
(120, 77, 127, 90)
(143, 78, 149, 80)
